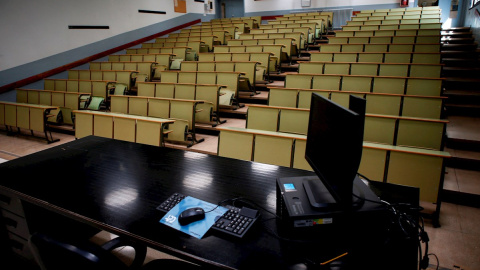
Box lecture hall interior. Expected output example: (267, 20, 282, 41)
(1, 0, 480, 269)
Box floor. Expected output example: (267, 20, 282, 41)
(443, 115, 480, 196)
(1, 114, 479, 270)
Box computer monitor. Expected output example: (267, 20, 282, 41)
(303, 93, 366, 209)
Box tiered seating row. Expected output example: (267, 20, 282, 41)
(191, 22, 250, 35)
(318, 43, 441, 53)
(259, 22, 321, 40)
(225, 38, 294, 63)
(211, 46, 280, 73)
(239, 32, 306, 54)
(109, 95, 204, 147)
(245, 103, 447, 151)
(73, 110, 173, 147)
(342, 22, 442, 31)
(88, 61, 157, 81)
(245, 104, 310, 135)
(328, 35, 441, 44)
(157, 70, 243, 109)
(170, 30, 229, 45)
(210, 16, 262, 30)
(335, 28, 440, 37)
(285, 73, 443, 97)
(180, 61, 261, 91)
(268, 87, 445, 120)
(43, 79, 114, 100)
(297, 61, 443, 78)
(16, 89, 88, 112)
(154, 36, 217, 52)
(136, 82, 225, 127)
(250, 27, 314, 46)
(217, 126, 449, 203)
(179, 26, 237, 44)
(358, 6, 441, 13)
(269, 18, 326, 37)
(15, 88, 91, 126)
(108, 53, 174, 72)
(309, 51, 441, 64)
(279, 11, 332, 30)
(67, 70, 139, 91)
(126, 47, 193, 62)
(352, 15, 440, 21)
(141, 42, 205, 60)
(346, 18, 440, 26)
(0, 101, 60, 143)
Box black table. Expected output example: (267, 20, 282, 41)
(0, 136, 418, 270)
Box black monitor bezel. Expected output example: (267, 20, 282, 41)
(304, 93, 366, 207)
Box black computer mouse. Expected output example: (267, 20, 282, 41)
(178, 207, 205, 225)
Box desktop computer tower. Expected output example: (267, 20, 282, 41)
(276, 175, 387, 229)
(275, 176, 418, 270)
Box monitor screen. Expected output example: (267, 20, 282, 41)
(304, 93, 366, 208)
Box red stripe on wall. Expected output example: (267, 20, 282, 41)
(261, 15, 283, 21)
(0, 19, 201, 94)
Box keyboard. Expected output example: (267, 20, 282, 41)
(157, 193, 259, 238)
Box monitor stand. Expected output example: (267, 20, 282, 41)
(302, 177, 337, 209)
(303, 176, 365, 210)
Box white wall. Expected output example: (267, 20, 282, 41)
(0, 0, 206, 72)
(244, 0, 399, 13)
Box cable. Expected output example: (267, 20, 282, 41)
(203, 197, 233, 214)
(356, 173, 436, 270)
(221, 175, 438, 269)
(205, 196, 279, 222)
(428, 253, 439, 270)
(223, 196, 281, 220)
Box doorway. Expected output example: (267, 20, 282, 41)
(216, 0, 245, 18)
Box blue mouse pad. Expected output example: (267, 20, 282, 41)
(160, 196, 228, 239)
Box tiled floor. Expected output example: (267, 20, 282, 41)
(443, 166, 480, 195)
(423, 202, 480, 270)
(446, 115, 480, 142)
(443, 114, 480, 199)
(1, 115, 480, 270)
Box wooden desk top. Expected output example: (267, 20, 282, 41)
(0, 101, 58, 110)
(0, 136, 413, 270)
(72, 110, 175, 124)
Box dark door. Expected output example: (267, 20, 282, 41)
(216, 0, 245, 18)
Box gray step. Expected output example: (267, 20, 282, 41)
(441, 49, 480, 58)
(442, 37, 476, 44)
(442, 27, 472, 32)
(441, 43, 478, 51)
(445, 104, 480, 117)
(445, 115, 480, 168)
(442, 31, 473, 38)
(442, 66, 480, 76)
(444, 89, 480, 103)
(443, 77, 480, 91)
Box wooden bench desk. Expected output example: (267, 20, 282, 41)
(0, 101, 59, 143)
(73, 110, 174, 147)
